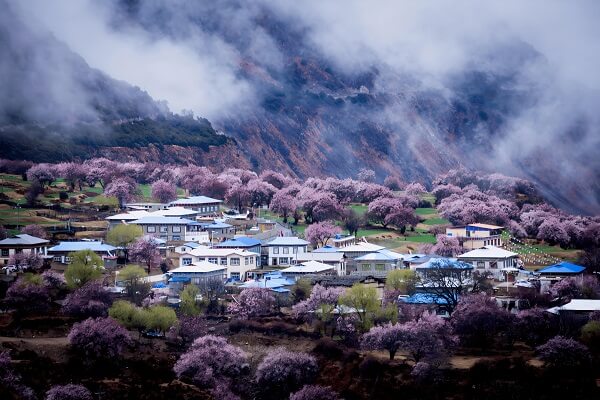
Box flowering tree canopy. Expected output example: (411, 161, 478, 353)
(256, 348, 318, 394)
(68, 317, 132, 360)
(304, 221, 342, 247)
(46, 384, 94, 400)
(5, 275, 51, 314)
(8, 251, 44, 271)
(128, 236, 161, 274)
(20, 224, 47, 239)
(227, 287, 276, 319)
(104, 177, 138, 208)
(269, 191, 297, 223)
(151, 179, 177, 203)
(290, 385, 339, 400)
(428, 234, 463, 257)
(174, 335, 246, 387)
(62, 281, 113, 319)
(357, 168, 376, 183)
(26, 163, 56, 188)
(536, 336, 590, 369)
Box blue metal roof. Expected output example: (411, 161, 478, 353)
(537, 262, 585, 274)
(400, 293, 449, 305)
(48, 241, 117, 252)
(168, 276, 191, 283)
(183, 242, 201, 248)
(215, 237, 261, 248)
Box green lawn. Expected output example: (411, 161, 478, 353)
(415, 207, 437, 215)
(422, 217, 450, 226)
(356, 228, 392, 237)
(349, 204, 368, 216)
(403, 234, 436, 243)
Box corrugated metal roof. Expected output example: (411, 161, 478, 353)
(266, 237, 309, 246)
(48, 241, 116, 252)
(458, 245, 518, 259)
(0, 234, 49, 246)
(170, 196, 222, 205)
(537, 262, 585, 274)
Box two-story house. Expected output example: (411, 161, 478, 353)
(168, 261, 227, 291)
(213, 237, 261, 266)
(178, 248, 259, 281)
(446, 223, 504, 250)
(457, 245, 519, 279)
(48, 241, 117, 268)
(130, 216, 196, 242)
(262, 237, 309, 266)
(354, 249, 404, 276)
(0, 234, 50, 265)
(169, 196, 223, 216)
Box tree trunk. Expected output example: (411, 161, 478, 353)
(389, 350, 396, 360)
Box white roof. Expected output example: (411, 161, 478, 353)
(337, 242, 384, 253)
(183, 247, 257, 257)
(170, 261, 226, 274)
(149, 207, 198, 217)
(170, 196, 222, 205)
(280, 260, 335, 274)
(266, 237, 309, 246)
(130, 216, 197, 225)
(106, 210, 150, 220)
(0, 234, 49, 246)
(295, 252, 345, 263)
(458, 245, 518, 259)
(550, 299, 600, 313)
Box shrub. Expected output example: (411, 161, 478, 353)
(68, 317, 132, 360)
(62, 281, 112, 318)
(227, 288, 276, 319)
(64, 250, 103, 289)
(256, 348, 318, 394)
(45, 384, 93, 400)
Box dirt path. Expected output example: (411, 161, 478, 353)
(0, 335, 69, 346)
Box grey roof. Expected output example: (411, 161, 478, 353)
(170, 196, 222, 205)
(130, 217, 197, 225)
(48, 241, 117, 253)
(265, 237, 309, 246)
(0, 234, 49, 246)
(355, 250, 403, 262)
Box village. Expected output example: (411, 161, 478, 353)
(0, 161, 599, 399)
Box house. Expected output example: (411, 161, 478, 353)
(457, 245, 519, 279)
(547, 299, 600, 317)
(239, 271, 296, 293)
(446, 223, 504, 250)
(250, 222, 293, 242)
(280, 260, 336, 279)
(178, 247, 259, 281)
(203, 221, 235, 242)
(173, 242, 204, 254)
(0, 234, 50, 265)
(354, 249, 404, 276)
(336, 241, 385, 274)
(125, 202, 169, 212)
(105, 210, 151, 230)
(332, 234, 356, 248)
(295, 250, 346, 276)
(537, 262, 586, 277)
(399, 293, 451, 317)
(169, 196, 223, 215)
(213, 237, 262, 266)
(414, 257, 474, 283)
(262, 237, 309, 266)
(168, 261, 227, 291)
(130, 216, 196, 242)
(48, 241, 117, 268)
(150, 207, 199, 219)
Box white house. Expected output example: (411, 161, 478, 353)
(354, 249, 404, 276)
(262, 236, 309, 266)
(178, 248, 259, 281)
(336, 241, 385, 274)
(457, 245, 519, 279)
(0, 234, 50, 265)
(168, 261, 227, 291)
(169, 196, 223, 215)
(47, 241, 117, 267)
(295, 250, 346, 276)
(280, 260, 335, 279)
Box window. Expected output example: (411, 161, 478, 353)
(198, 257, 205, 261)
(1, 249, 8, 257)
(230, 272, 240, 280)
(220, 258, 227, 265)
(231, 258, 240, 266)
(273, 247, 279, 254)
(279, 257, 289, 265)
(283, 247, 289, 254)
(182, 258, 192, 266)
(173, 236, 181, 241)
(244, 257, 249, 265)
(53, 256, 62, 262)
(208, 257, 218, 264)
(293, 247, 297, 254)
(477, 261, 485, 269)
(160, 226, 168, 233)
(250, 257, 254, 264)
(65, 256, 72, 263)
(361, 264, 371, 271)
(147, 226, 156, 233)
(173, 226, 181, 233)
(375, 264, 385, 271)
